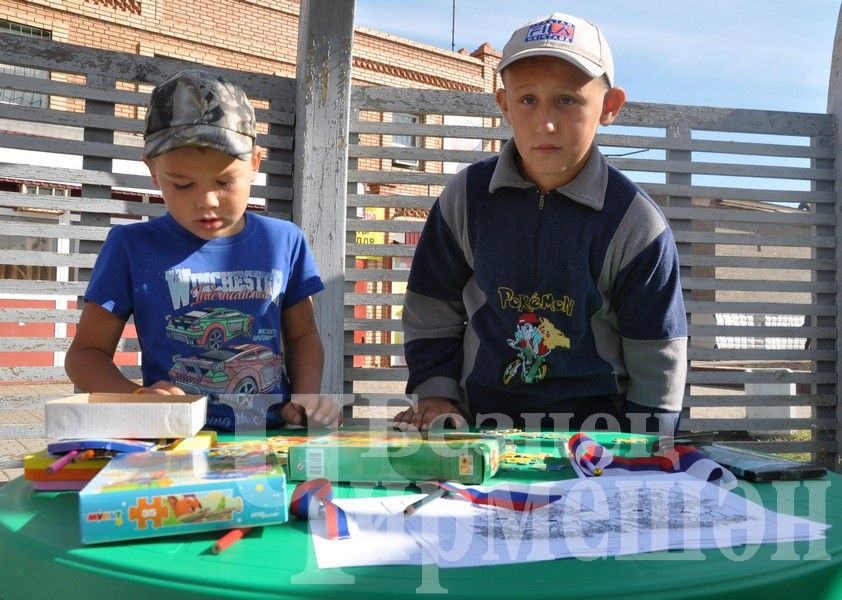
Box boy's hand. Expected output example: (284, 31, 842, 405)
(135, 381, 186, 395)
(282, 394, 342, 429)
(393, 397, 467, 432)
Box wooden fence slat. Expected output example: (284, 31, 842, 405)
(682, 417, 836, 430)
(682, 278, 835, 293)
(344, 318, 404, 331)
(346, 194, 435, 209)
(0, 337, 139, 352)
(687, 371, 835, 384)
(684, 301, 835, 316)
(662, 206, 836, 226)
(0, 366, 141, 381)
(674, 231, 835, 247)
(687, 394, 835, 407)
(346, 269, 410, 282)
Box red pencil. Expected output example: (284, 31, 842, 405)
(211, 527, 254, 554)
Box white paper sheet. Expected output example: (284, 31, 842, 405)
(312, 476, 829, 569)
(311, 494, 433, 568)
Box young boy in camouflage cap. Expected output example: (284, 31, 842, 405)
(66, 69, 340, 430)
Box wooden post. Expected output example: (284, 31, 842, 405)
(825, 3, 842, 472)
(665, 124, 694, 429)
(294, 0, 355, 393)
(78, 72, 116, 390)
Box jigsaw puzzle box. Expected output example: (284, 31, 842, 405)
(79, 448, 287, 544)
(287, 431, 505, 483)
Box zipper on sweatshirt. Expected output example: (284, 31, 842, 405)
(534, 192, 546, 281)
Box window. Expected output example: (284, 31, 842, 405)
(391, 113, 421, 169)
(0, 20, 51, 108)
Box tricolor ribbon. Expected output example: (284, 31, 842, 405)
(289, 478, 350, 540)
(432, 481, 565, 511)
(567, 432, 736, 486)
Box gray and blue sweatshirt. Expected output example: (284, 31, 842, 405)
(402, 139, 688, 420)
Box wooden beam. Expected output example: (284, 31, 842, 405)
(824, 3, 842, 473)
(294, 0, 355, 394)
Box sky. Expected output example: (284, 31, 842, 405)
(355, 0, 841, 114)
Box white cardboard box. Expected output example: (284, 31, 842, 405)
(45, 393, 207, 439)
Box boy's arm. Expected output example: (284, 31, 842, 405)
(610, 199, 688, 422)
(280, 297, 339, 427)
(398, 198, 474, 431)
(401, 181, 474, 419)
(281, 297, 323, 394)
(65, 302, 139, 393)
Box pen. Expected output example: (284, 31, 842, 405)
(404, 486, 448, 516)
(47, 450, 78, 473)
(211, 527, 254, 554)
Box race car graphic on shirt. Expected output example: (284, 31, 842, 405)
(503, 313, 570, 385)
(165, 307, 255, 350)
(168, 343, 285, 395)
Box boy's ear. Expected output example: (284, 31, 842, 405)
(600, 86, 626, 126)
(494, 88, 509, 123)
(142, 155, 160, 189)
(250, 145, 263, 180)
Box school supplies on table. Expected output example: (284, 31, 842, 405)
(211, 527, 254, 554)
(566, 432, 736, 485)
(696, 443, 827, 482)
(31, 479, 90, 491)
(46, 450, 78, 473)
(25, 440, 150, 490)
(212, 434, 308, 468)
(289, 478, 350, 540)
(79, 447, 287, 544)
(286, 431, 505, 484)
(45, 393, 207, 439)
(25, 433, 218, 492)
(25, 450, 110, 484)
(403, 486, 449, 516)
(47, 438, 158, 455)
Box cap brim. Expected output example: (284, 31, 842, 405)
(496, 48, 608, 84)
(144, 123, 254, 160)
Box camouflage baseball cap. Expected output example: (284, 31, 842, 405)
(143, 69, 256, 160)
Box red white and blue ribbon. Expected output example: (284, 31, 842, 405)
(432, 481, 565, 511)
(289, 478, 350, 540)
(567, 432, 736, 486)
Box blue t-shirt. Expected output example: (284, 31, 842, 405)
(84, 212, 325, 431)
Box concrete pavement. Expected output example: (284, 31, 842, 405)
(0, 383, 73, 482)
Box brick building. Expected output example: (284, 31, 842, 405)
(0, 1, 500, 93)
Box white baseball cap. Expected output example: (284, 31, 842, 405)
(496, 12, 614, 87)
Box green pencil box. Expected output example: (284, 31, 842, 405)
(287, 431, 505, 484)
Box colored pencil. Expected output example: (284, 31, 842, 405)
(404, 486, 448, 516)
(46, 450, 78, 473)
(211, 527, 253, 554)
(71, 449, 96, 463)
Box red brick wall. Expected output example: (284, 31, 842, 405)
(0, 0, 499, 91)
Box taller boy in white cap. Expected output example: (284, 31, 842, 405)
(396, 13, 688, 435)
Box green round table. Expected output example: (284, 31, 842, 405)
(1, 434, 841, 600)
